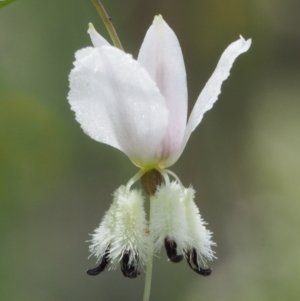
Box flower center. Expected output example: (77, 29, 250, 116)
(140, 169, 163, 195)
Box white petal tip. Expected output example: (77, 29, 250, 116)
(153, 14, 163, 24)
(88, 22, 95, 33)
(87, 23, 110, 47)
(238, 35, 252, 52)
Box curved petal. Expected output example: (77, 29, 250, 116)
(161, 36, 251, 168)
(138, 15, 187, 158)
(187, 36, 252, 134)
(68, 46, 169, 167)
(87, 23, 110, 47)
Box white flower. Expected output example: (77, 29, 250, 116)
(68, 16, 251, 169)
(68, 15, 251, 277)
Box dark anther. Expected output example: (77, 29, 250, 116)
(120, 251, 140, 279)
(87, 247, 110, 276)
(141, 169, 163, 195)
(164, 238, 184, 263)
(198, 267, 212, 276)
(186, 248, 212, 276)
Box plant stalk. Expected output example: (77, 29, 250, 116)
(91, 0, 124, 50)
(143, 195, 155, 301)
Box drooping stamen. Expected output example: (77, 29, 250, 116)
(141, 169, 163, 195)
(186, 248, 212, 276)
(120, 251, 140, 279)
(164, 169, 182, 186)
(164, 238, 184, 263)
(87, 247, 110, 276)
(126, 169, 147, 192)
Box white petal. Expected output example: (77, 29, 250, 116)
(88, 23, 110, 47)
(68, 46, 169, 167)
(138, 15, 188, 157)
(161, 36, 251, 168)
(187, 36, 252, 134)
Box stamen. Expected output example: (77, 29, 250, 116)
(126, 169, 147, 192)
(164, 169, 182, 186)
(87, 247, 110, 276)
(120, 251, 140, 279)
(161, 170, 170, 186)
(186, 248, 212, 276)
(164, 238, 184, 263)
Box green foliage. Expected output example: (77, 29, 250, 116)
(0, 0, 18, 9)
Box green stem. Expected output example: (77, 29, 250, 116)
(91, 0, 124, 50)
(143, 195, 155, 301)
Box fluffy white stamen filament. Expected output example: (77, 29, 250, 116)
(89, 186, 150, 269)
(151, 181, 215, 264)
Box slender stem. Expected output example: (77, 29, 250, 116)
(91, 0, 124, 50)
(143, 195, 155, 301)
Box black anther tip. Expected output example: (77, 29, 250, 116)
(186, 248, 213, 276)
(87, 265, 104, 276)
(164, 238, 184, 263)
(199, 267, 212, 276)
(87, 248, 110, 276)
(120, 251, 140, 279)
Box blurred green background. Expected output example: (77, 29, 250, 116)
(1, 0, 300, 300)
